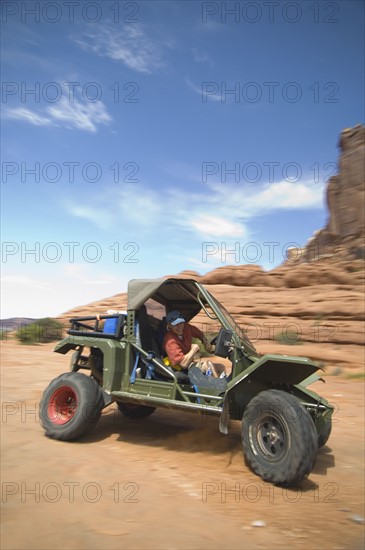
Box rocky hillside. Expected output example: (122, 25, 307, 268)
(59, 126, 364, 374)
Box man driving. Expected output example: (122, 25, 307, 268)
(163, 310, 215, 373)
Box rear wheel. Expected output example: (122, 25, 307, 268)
(318, 419, 332, 447)
(117, 402, 156, 419)
(40, 372, 103, 440)
(242, 389, 318, 486)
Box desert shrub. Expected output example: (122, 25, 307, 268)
(15, 318, 63, 344)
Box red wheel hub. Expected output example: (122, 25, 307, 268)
(48, 386, 78, 425)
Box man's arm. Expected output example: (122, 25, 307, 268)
(190, 325, 214, 353)
(180, 343, 200, 367)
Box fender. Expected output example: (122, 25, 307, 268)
(52, 336, 115, 409)
(53, 336, 79, 354)
(219, 353, 325, 432)
(53, 335, 127, 393)
(231, 354, 322, 387)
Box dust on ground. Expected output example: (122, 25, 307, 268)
(1, 341, 364, 550)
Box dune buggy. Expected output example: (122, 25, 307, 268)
(40, 278, 333, 486)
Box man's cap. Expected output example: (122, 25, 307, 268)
(166, 310, 185, 326)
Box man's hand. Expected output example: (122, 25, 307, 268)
(203, 339, 214, 354)
(180, 343, 200, 368)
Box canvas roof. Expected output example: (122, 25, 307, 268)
(127, 278, 204, 321)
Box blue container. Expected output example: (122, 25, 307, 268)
(103, 317, 118, 334)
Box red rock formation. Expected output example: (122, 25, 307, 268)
(301, 124, 365, 262)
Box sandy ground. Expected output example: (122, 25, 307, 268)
(1, 341, 364, 550)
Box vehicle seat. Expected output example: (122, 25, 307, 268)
(137, 306, 162, 357)
(135, 307, 189, 383)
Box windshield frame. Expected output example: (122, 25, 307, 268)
(199, 286, 258, 356)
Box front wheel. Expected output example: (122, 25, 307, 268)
(40, 372, 103, 440)
(242, 389, 318, 486)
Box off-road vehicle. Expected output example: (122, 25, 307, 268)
(40, 278, 333, 486)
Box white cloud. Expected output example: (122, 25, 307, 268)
(65, 184, 164, 230)
(190, 214, 246, 237)
(246, 180, 323, 210)
(66, 205, 113, 230)
(48, 97, 111, 132)
(63, 177, 324, 242)
(3, 97, 112, 133)
(73, 25, 167, 74)
(3, 107, 51, 126)
(207, 179, 324, 215)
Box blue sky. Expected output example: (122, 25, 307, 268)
(1, 0, 364, 318)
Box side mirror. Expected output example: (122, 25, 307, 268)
(214, 328, 233, 358)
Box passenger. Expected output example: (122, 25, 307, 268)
(163, 310, 225, 377)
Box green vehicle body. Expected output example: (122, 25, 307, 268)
(43, 277, 333, 485)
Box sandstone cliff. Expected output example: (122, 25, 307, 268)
(297, 124, 365, 263)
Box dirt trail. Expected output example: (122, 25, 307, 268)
(1, 342, 364, 550)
